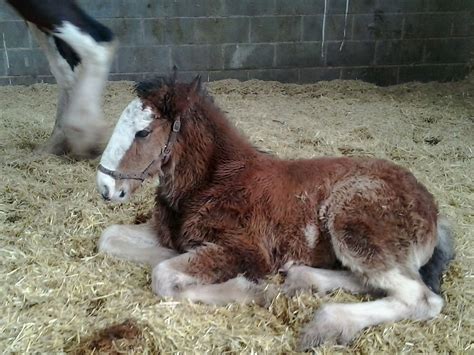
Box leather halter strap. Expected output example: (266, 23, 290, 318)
(98, 116, 181, 182)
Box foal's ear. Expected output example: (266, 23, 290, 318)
(189, 75, 202, 95)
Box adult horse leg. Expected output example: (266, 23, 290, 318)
(99, 223, 177, 266)
(28, 23, 74, 155)
(53, 23, 117, 159)
(151, 243, 269, 305)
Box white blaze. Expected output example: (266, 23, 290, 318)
(99, 98, 154, 170)
(96, 98, 153, 201)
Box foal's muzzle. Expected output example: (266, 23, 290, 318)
(96, 170, 132, 203)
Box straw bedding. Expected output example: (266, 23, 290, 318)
(0, 77, 472, 353)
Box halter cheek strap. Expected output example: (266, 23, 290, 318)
(98, 116, 182, 182)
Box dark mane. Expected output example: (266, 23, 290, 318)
(134, 76, 169, 100)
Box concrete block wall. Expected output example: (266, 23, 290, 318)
(0, 0, 473, 86)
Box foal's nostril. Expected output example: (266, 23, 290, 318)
(119, 190, 126, 198)
(101, 185, 110, 201)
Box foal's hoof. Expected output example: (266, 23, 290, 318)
(64, 122, 110, 160)
(298, 305, 357, 350)
(282, 265, 316, 297)
(151, 262, 197, 298)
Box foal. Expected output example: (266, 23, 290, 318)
(96, 76, 454, 349)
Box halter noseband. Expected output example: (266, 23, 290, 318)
(98, 116, 181, 182)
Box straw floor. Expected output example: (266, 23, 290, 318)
(0, 77, 472, 353)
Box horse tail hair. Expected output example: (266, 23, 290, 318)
(419, 216, 455, 294)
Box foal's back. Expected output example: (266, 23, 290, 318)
(245, 155, 438, 272)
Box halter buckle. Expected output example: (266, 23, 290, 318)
(172, 119, 181, 132)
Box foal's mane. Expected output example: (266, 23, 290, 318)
(134, 75, 264, 157)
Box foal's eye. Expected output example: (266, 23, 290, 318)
(135, 130, 151, 138)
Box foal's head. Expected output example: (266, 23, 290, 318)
(96, 75, 203, 202)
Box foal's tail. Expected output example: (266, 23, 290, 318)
(419, 216, 455, 294)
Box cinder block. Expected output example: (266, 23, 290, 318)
(399, 64, 469, 83)
(305, 15, 351, 42)
(194, 18, 250, 44)
(176, 70, 211, 82)
(425, 0, 468, 12)
(115, 0, 168, 18)
(326, 41, 376, 66)
(223, 0, 276, 16)
(171, 45, 224, 71)
(341, 66, 398, 86)
(0, 21, 30, 48)
(424, 38, 473, 64)
(149, 18, 195, 45)
(76, 0, 122, 18)
(349, 0, 377, 13)
(375, 40, 401, 65)
(109, 73, 148, 82)
(251, 16, 301, 43)
(325, 15, 353, 41)
(248, 68, 299, 83)
(164, 0, 225, 17)
(224, 44, 273, 69)
(275, 0, 324, 15)
(209, 70, 249, 81)
(451, 12, 471, 36)
(6, 49, 50, 76)
(303, 16, 323, 41)
(0, 77, 12, 85)
(143, 18, 168, 45)
(404, 14, 453, 39)
(352, 14, 402, 40)
(399, 39, 424, 64)
(0, 75, 36, 85)
(375, 0, 431, 13)
(299, 67, 341, 83)
(101, 19, 143, 46)
(117, 46, 170, 73)
(276, 43, 322, 67)
(0, 2, 18, 20)
(328, 0, 350, 14)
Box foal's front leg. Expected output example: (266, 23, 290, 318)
(99, 223, 177, 266)
(152, 244, 268, 305)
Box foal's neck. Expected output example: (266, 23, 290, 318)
(159, 102, 258, 206)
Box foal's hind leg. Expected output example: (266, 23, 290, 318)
(299, 180, 442, 349)
(99, 223, 177, 266)
(299, 269, 443, 349)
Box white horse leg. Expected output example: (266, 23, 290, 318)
(298, 268, 444, 349)
(28, 23, 75, 155)
(179, 277, 268, 305)
(99, 223, 177, 266)
(53, 22, 117, 158)
(281, 265, 370, 296)
(151, 252, 266, 305)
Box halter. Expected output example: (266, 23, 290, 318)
(98, 117, 181, 182)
